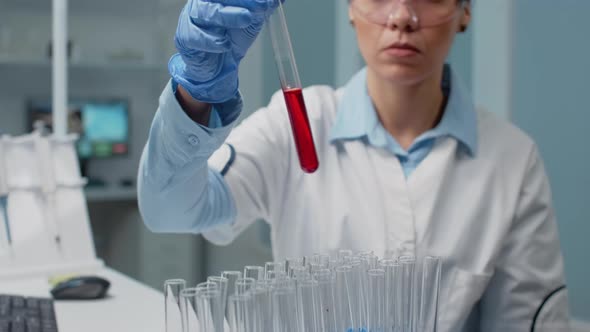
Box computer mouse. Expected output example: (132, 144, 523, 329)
(50, 276, 110, 300)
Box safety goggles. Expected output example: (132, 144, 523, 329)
(350, 0, 464, 29)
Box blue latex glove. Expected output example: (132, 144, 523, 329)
(169, 0, 279, 103)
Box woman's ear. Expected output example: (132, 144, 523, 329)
(348, 6, 356, 26)
(459, 2, 472, 33)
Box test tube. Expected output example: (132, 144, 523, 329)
(272, 279, 300, 332)
(266, 270, 287, 280)
(228, 294, 254, 332)
(164, 279, 186, 332)
(338, 249, 353, 262)
(379, 259, 400, 331)
(244, 266, 265, 281)
(251, 285, 273, 331)
(418, 256, 442, 332)
(265, 261, 286, 274)
(208, 276, 229, 316)
(314, 269, 337, 332)
(393, 262, 404, 331)
(296, 279, 322, 332)
(222, 271, 243, 297)
(367, 269, 386, 332)
(180, 288, 200, 332)
(334, 265, 354, 332)
(235, 278, 256, 295)
(265, 261, 286, 280)
(308, 263, 323, 275)
(267, 1, 319, 173)
(314, 254, 331, 269)
(196, 281, 219, 293)
(290, 265, 311, 281)
(349, 258, 366, 329)
(196, 288, 224, 332)
(285, 257, 304, 276)
(400, 256, 416, 332)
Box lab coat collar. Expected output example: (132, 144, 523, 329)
(329, 64, 478, 157)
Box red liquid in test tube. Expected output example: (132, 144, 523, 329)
(267, 2, 319, 173)
(282, 88, 319, 173)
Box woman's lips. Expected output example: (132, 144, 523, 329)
(383, 42, 421, 57)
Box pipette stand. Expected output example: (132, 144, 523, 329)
(0, 131, 103, 280)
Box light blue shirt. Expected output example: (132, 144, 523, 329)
(330, 64, 477, 177)
(138, 66, 478, 233)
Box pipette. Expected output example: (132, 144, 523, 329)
(267, 2, 319, 173)
(0, 137, 12, 255)
(34, 133, 63, 255)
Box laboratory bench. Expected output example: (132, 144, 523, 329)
(0, 267, 163, 332)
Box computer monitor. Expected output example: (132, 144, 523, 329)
(27, 99, 129, 160)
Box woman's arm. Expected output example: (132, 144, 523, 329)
(137, 81, 241, 234)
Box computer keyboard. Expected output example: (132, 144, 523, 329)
(0, 294, 58, 332)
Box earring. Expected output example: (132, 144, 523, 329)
(349, 19, 355, 26)
(460, 25, 468, 32)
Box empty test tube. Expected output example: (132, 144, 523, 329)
(400, 256, 416, 332)
(314, 269, 337, 332)
(164, 279, 186, 332)
(291, 265, 311, 281)
(348, 258, 366, 329)
(265, 261, 286, 275)
(235, 278, 256, 295)
(418, 256, 442, 332)
(367, 269, 386, 332)
(222, 271, 243, 297)
(244, 266, 265, 280)
(266, 270, 288, 280)
(297, 278, 322, 332)
(286, 257, 304, 275)
(334, 265, 354, 332)
(251, 285, 273, 331)
(196, 288, 224, 332)
(314, 254, 331, 269)
(338, 249, 354, 262)
(272, 279, 300, 332)
(228, 293, 254, 332)
(208, 276, 229, 316)
(171, 251, 444, 332)
(180, 288, 200, 332)
(379, 259, 400, 331)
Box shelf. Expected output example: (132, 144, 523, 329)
(85, 186, 137, 202)
(0, 58, 166, 71)
(0, 0, 184, 17)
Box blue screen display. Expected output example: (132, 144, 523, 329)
(82, 103, 128, 142)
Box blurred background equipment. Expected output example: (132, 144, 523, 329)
(27, 98, 129, 185)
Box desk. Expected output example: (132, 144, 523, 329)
(0, 267, 163, 331)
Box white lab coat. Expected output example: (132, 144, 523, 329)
(203, 85, 569, 331)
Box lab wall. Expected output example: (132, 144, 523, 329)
(511, 0, 590, 321)
(447, 27, 473, 93)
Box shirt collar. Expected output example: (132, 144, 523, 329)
(329, 64, 478, 156)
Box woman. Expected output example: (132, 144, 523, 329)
(138, 0, 570, 330)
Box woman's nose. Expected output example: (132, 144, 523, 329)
(386, 2, 419, 32)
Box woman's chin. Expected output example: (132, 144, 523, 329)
(372, 64, 432, 86)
